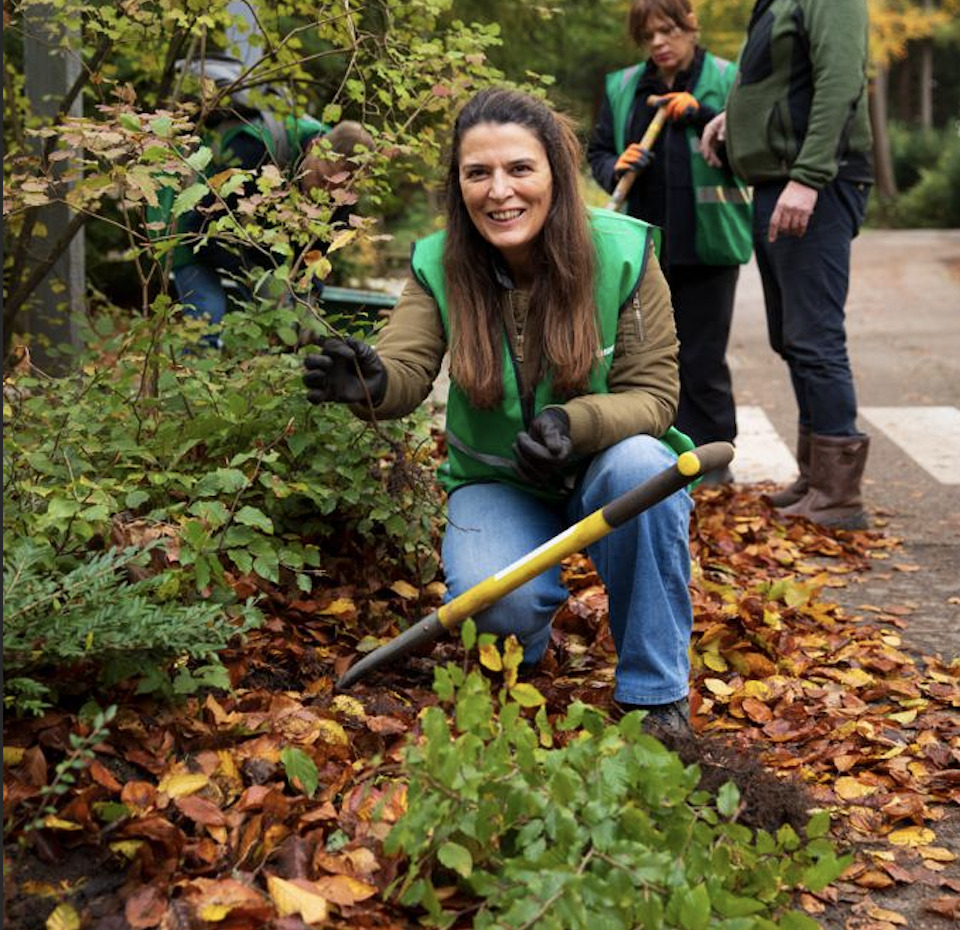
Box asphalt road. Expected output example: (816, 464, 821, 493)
(729, 228, 960, 661)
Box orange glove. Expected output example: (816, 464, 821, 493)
(614, 142, 655, 176)
(656, 91, 700, 122)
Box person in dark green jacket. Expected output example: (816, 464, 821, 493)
(303, 88, 698, 735)
(167, 117, 372, 347)
(701, 0, 873, 529)
(588, 0, 752, 485)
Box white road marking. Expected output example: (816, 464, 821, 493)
(860, 406, 960, 485)
(731, 406, 798, 484)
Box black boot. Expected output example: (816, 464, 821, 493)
(780, 433, 869, 530)
(768, 425, 811, 507)
(616, 698, 692, 737)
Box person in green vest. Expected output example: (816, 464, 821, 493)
(587, 0, 752, 484)
(168, 116, 373, 347)
(303, 88, 697, 735)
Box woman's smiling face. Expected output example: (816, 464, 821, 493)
(458, 121, 553, 281)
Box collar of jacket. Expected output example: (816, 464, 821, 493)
(640, 45, 705, 94)
(748, 0, 776, 31)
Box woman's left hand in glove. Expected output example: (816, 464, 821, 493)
(513, 408, 574, 485)
(656, 91, 700, 122)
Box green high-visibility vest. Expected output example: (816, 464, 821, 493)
(211, 114, 329, 170)
(149, 115, 329, 269)
(411, 208, 693, 497)
(605, 53, 752, 266)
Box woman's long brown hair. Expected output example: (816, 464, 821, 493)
(443, 89, 597, 409)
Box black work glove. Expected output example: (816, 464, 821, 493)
(303, 336, 387, 405)
(513, 408, 574, 485)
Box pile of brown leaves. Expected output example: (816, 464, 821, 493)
(3, 484, 958, 929)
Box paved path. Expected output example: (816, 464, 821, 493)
(729, 229, 960, 660)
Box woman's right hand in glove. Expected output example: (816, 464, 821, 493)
(303, 336, 387, 405)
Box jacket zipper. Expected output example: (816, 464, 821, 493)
(505, 295, 534, 428)
(632, 290, 645, 343)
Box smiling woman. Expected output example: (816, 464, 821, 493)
(457, 122, 554, 286)
(302, 87, 702, 733)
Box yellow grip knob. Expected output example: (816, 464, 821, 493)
(677, 450, 701, 477)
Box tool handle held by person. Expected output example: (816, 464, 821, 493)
(336, 441, 734, 690)
(604, 96, 670, 213)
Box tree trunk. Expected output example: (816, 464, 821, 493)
(919, 39, 934, 128)
(919, 0, 934, 128)
(894, 58, 912, 124)
(869, 65, 897, 201)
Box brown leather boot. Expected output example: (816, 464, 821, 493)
(768, 425, 811, 507)
(780, 434, 870, 530)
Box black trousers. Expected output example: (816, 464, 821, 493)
(665, 263, 740, 446)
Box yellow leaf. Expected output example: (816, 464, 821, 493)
(327, 228, 358, 254)
(887, 709, 917, 725)
(888, 826, 936, 847)
(704, 677, 736, 697)
(866, 849, 896, 861)
(319, 597, 355, 617)
(919, 846, 957, 862)
(762, 607, 782, 630)
(389, 580, 419, 600)
(3, 746, 25, 765)
(834, 776, 878, 800)
(865, 905, 908, 925)
(46, 903, 81, 930)
(21, 881, 58, 896)
(199, 903, 232, 921)
(109, 840, 144, 859)
(42, 816, 82, 831)
(330, 694, 367, 720)
(509, 683, 546, 708)
(479, 643, 502, 671)
(315, 719, 349, 747)
(302, 253, 332, 285)
(703, 652, 728, 672)
(743, 680, 772, 701)
(835, 668, 875, 688)
(157, 772, 209, 798)
(267, 875, 330, 923)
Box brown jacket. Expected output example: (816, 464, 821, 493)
(354, 244, 680, 457)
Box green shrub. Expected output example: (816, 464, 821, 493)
(887, 121, 945, 191)
(3, 542, 259, 715)
(3, 307, 443, 598)
(891, 126, 960, 227)
(385, 631, 849, 930)
(871, 122, 960, 228)
(3, 304, 443, 711)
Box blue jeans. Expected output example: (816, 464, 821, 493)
(174, 263, 229, 326)
(173, 264, 229, 349)
(753, 179, 870, 437)
(442, 435, 694, 705)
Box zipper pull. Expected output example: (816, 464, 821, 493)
(515, 333, 524, 363)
